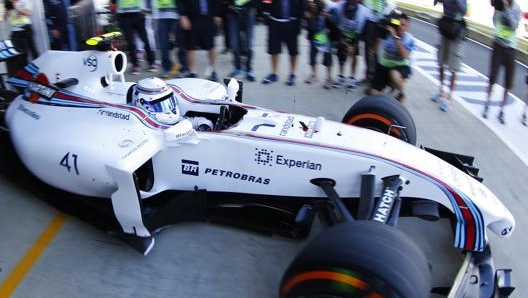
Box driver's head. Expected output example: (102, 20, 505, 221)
(133, 77, 180, 124)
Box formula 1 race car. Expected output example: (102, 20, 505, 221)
(0, 36, 516, 297)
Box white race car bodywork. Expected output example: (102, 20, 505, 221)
(4, 49, 514, 254)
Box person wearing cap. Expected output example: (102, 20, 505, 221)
(367, 11, 415, 103)
(326, 0, 371, 90)
(360, 0, 396, 85)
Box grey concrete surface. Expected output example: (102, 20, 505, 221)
(399, 0, 528, 65)
(1, 22, 528, 298)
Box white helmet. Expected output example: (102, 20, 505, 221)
(134, 77, 180, 124)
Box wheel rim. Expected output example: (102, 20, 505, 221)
(345, 113, 404, 140)
(281, 268, 402, 298)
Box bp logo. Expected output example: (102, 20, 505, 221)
(255, 148, 273, 166)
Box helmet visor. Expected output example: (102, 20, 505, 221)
(142, 92, 177, 113)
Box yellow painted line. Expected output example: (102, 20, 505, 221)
(0, 213, 68, 298)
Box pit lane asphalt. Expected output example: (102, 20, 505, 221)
(1, 23, 528, 298)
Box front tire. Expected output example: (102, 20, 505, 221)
(342, 95, 417, 145)
(280, 221, 431, 298)
(0, 89, 19, 131)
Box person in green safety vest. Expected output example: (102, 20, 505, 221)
(112, 0, 157, 75)
(303, 0, 339, 89)
(430, 0, 467, 113)
(367, 10, 415, 103)
(4, 0, 39, 63)
(225, 0, 260, 81)
(482, 0, 522, 124)
(326, 0, 371, 91)
(152, 0, 189, 78)
(360, 0, 395, 86)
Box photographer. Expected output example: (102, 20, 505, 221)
(361, 0, 396, 85)
(304, 0, 337, 89)
(326, 0, 370, 90)
(367, 11, 415, 103)
(430, 0, 467, 112)
(482, 0, 522, 124)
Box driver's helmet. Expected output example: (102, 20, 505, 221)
(133, 77, 180, 124)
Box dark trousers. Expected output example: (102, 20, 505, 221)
(362, 20, 378, 82)
(227, 11, 255, 71)
(156, 18, 188, 73)
(11, 25, 39, 62)
(117, 13, 155, 67)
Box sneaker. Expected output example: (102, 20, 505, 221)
(323, 79, 332, 90)
(229, 69, 244, 79)
(175, 68, 190, 78)
(246, 71, 256, 82)
(130, 66, 140, 75)
(208, 71, 218, 82)
(482, 104, 489, 119)
(346, 76, 357, 90)
(136, 49, 144, 62)
(304, 74, 318, 84)
(286, 74, 296, 86)
(498, 110, 505, 124)
(262, 73, 278, 84)
(332, 75, 345, 88)
(439, 100, 451, 112)
(171, 63, 182, 75)
(204, 66, 214, 77)
(431, 92, 443, 102)
(522, 114, 527, 126)
(147, 64, 157, 73)
(185, 72, 197, 78)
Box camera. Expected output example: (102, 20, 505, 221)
(491, 0, 505, 11)
(343, 0, 358, 19)
(376, 11, 402, 39)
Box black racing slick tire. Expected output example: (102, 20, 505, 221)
(342, 95, 417, 145)
(280, 221, 431, 298)
(0, 89, 19, 131)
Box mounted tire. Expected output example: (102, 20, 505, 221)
(342, 95, 417, 145)
(280, 221, 431, 298)
(0, 89, 19, 131)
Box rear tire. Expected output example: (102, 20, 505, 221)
(280, 221, 431, 298)
(342, 95, 417, 145)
